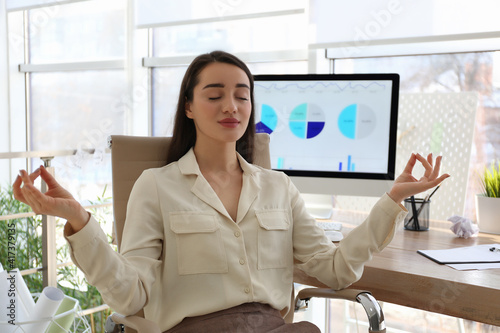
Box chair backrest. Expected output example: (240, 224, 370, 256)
(109, 133, 298, 332)
(110, 133, 271, 251)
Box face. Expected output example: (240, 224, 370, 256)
(185, 62, 252, 147)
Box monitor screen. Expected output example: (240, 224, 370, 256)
(253, 73, 399, 197)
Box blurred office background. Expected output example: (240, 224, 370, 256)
(1, 0, 499, 332)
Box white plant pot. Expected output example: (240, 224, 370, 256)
(475, 194, 500, 235)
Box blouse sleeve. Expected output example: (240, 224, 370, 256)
(289, 176, 407, 290)
(65, 170, 163, 315)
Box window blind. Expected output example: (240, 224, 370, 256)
(309, 0, 500, 55)
(135, 0, 305, 28)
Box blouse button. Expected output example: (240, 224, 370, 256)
(234, 231, 241, 237)
(239, 259, 245, 265)
(244, 287, 250, 294)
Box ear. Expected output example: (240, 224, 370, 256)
(185, 99, 193, 119)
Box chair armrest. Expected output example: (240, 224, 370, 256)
(296, 287, 365, 303)
(109, 313, 162, 333)
(295, 288, 386, 333)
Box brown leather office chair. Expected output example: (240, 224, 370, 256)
(105, 133, 386, 333)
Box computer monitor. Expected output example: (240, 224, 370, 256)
(253, 73, 399, 204)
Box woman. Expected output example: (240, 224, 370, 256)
(14, 51, 449, 332)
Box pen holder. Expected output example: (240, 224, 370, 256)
(404, 198, 430, 231)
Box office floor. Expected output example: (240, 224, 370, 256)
(296, 299, 500, 333)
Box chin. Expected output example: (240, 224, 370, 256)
(222, 132, 245, 144)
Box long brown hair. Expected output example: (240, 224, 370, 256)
(167, 51, 255, 164)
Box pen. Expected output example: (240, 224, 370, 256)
(406, 184, 442, 227)
(425, 183, 441, 202)
(410, 195, 420, 230)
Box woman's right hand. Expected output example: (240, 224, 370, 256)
(13, 165, 90, 233)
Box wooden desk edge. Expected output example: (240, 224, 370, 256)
(301, 213, 500, 326)
(293, 265, 500, 327)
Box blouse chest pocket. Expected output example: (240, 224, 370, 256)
(170, 212, 228, 275)
(255, 209, 292, 270)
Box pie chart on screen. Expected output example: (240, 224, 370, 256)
(256, 104, 278, 134)
(338, 104, 376, 139)
(288, 103, 325, 139)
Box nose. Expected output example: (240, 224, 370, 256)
(223, 97, 238, 113)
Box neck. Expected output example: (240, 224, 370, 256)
(193, 141, 240, 173)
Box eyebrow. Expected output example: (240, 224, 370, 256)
(202, 83, 250, 89)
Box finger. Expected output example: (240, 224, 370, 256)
(414, 153, 432, 169)
(434, 173, 450, 185)
(21, 186, 42, 212)
(19, 170, 38, 198)
(406, 175, 448, 198)
(19, 170, 44, 208)
(429, 155, 443, 180)
(19, 177, 50, 214)
(426, 172, 450, 187)
(28, 167, 42, 183)
(415, 153, 433, 178)
(19, 169, 34, 187)
(424, 153, 434, 178)
(19, 170, 42, 201)
(402, 153, 417, 174)
(12, 175, 26, 202)
(420, 175, 450, 193)
(39, 165, 60, 188)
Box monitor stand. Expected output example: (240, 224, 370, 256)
(301, 193, 334, 220)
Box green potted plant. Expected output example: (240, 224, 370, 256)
(475, 161, 500, 234)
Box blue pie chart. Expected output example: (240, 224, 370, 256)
(256, 104, 278, 134)
(289, 103, 325, 139)
(338, 104, 376, 139)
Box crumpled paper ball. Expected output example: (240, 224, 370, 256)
(447, 215, 479, 238)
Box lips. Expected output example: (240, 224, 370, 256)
(219, 118, 240, 128)
(219, 118, 239, 123)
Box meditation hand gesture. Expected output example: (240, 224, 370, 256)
(13, 166, 89, 232)
(388, 153, 450, 204)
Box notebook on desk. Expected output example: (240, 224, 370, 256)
(417, 243, 500, 265)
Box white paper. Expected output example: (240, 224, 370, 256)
(448, 262, 500, 270)
(0, 270, 30, 326)
(23, 286, 65, 333)
(448, 215, 479, 238)
(14, 269, 36, 316)
(0, 270, 16, 333)
(418, 243, 500, 264)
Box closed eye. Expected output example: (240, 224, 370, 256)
(208, 97, 221, 100)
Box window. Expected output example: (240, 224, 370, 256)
(153, 14, 307, 57)
(334, 52, 500, 219)
(29, 0, 125, 63)
(149, 9, 308, 136)
(30, 70, 126, 151)
(6, 0, 127, 198)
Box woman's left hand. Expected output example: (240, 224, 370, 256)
(388, 153, 450, 204)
